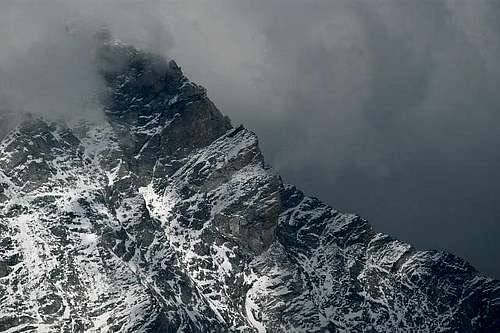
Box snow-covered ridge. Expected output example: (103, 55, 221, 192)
(0, 38, 498, 332)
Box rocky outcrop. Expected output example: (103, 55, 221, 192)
(0, 38, 498, 332)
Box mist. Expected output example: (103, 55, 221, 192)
(1, 1, 499, 278)
(0, 0, 172, 121)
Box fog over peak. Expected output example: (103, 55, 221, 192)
(1, 1, 499, 277)
(0, 0, 172, 121)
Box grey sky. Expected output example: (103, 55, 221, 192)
(1, 1, 499, 278)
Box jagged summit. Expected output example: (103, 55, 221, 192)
(0, 39, 499, 332)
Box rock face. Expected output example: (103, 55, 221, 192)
(0, 38, 499, 333)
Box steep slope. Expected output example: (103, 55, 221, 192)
(0, 37, 499, 332)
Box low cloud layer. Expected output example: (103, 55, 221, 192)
(1, 1, 499, 277)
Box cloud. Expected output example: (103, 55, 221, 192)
(154, 0, 500, 277)
(0, 0, 172, 121)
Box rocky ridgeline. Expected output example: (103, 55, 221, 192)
(0, 37, 499, 332)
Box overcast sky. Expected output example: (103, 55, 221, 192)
(1, 1, 499, 278)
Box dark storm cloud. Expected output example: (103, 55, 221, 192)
(0, 1, 499, 277)
(161, 1, 500, 278)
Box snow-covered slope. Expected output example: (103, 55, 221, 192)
(0, 37, 499, 332)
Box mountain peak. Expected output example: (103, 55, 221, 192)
(0, 39, 499, 332)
